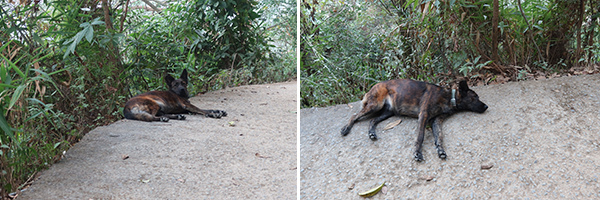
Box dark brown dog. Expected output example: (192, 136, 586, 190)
(341, 79, 487, 161)
(123, 69, 227, 122)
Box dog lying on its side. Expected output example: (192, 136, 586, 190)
(123, 69, 227, 122)
(341, 79, 488, 161)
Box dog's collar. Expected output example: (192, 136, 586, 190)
(451, 89, 457, 107)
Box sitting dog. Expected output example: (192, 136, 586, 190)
(123, 69, 227, 122)
(341, 79, 488, 161)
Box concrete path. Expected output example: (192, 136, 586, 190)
(301, 75, 600, 199)
(21, 81, 297, 200)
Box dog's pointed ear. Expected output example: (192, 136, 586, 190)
(165, 74, 175, 86)
(181, 69, 188, 83)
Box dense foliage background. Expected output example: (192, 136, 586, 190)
(0, 0, 295, 197)
(301, 0, 599, 108)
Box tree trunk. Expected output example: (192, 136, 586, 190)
(586, 0, 597, 62)
(101, 0, 123, 76)
(491, 0, 499, 62)
(575, 0, 584, 66)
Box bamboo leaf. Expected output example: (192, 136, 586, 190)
(79, 21, 90, 28)
(90, 17, 105, 25)
(0, 63, 11, 85)
(535, 5, 548, 11)
(0, 111, 12, 140)
(8, 84, 27, 111)
(54, 142, 62, 149)
(0, 84, 17, 89)
(0, 54, 24, 79)
(85, 25, 94, 43)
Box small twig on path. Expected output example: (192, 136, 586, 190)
(255, 153, 271, 158)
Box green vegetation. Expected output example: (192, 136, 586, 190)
(0, 0, 295, 197)
(301, 0, 599, 108)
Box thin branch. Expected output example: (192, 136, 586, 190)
(140, 0, 162, 13)
(119, 0, 130, 32)
(517, 0, 543, 62)
(101, 0, 114, 30)
(377, 0, 394, 16)
(151, 0, 166, 7)
(128, 6, 157, 11)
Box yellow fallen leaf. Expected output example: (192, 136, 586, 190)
(358, 182, 385, 197)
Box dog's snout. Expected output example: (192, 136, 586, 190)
(472, 101, 488, 113)
(478, 103, 488, 113)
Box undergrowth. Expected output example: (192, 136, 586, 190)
(301, 0, 599, 108)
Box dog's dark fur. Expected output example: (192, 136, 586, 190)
(123, 69, 227, 122)
(341, 79, 488, 161)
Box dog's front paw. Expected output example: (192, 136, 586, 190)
(414, 152, 424, 162)
(160, 117, 170, 122)
(438, 149, 447, 159)
(177, 114, 186, 120)
(213, 110, 227, 117)
(206, 110, 226, 119)
(368, 131, 378, 141)
(205, 113, 220, 118)
(217, 110, 227, 117)
(341, 126, 351, 136)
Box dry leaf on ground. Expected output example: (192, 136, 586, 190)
(383, 119, 402, 131)
(255, 153, 271, 158)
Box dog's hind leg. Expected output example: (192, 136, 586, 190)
(140, 112, 169, 122)
(341, 101, 384, 136)
(431, 116, 447, 159)
(162, 114, 186, 120)
(129, 112, 169, 122)
(341, 89, 389, 136)
(367, 104, 394, 140)
(124, 105, 169, 122)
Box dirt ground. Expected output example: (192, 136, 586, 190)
(300, 74, 600, 199)
(19, 81, 297, 200)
